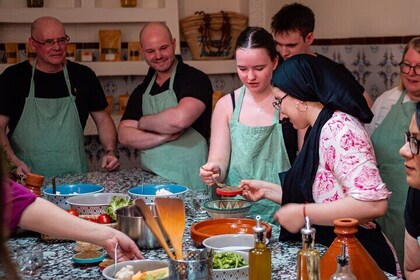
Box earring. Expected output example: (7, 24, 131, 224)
(296, 101, 308, 112)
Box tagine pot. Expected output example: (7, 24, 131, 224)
(320, 218, 387, 280)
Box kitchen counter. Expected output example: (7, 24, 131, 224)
(7, 168, 398, 279)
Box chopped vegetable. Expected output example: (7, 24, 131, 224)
(212, 251, 247, 269)
(104, 196, 133, 221)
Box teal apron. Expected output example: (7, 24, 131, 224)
(371, 90, 415, 266)
(140, 61, 208, 191)
(9, 61, 88, 177)
(226, 86, 291, 223)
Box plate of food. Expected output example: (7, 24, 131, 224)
(102, 260, 169, 280)
(72, 250, 106, 264)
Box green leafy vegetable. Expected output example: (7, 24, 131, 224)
(104, 196, 133, 221)
(213, 251, 247, 269)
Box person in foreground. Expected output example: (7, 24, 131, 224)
(239, 54, 398, 275)
(118, 22, 213, 190)
(199, 27, 295, 223)
(0, 154, 142, 279)
(365, 37, 420, 268)
(0, 16, 119, 178)
(399, 102, 420, 279)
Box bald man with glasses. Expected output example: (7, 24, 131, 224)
(0, 16, 120, 177)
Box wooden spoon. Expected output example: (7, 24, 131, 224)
(134, 199, 175, 260)
(155, 197, 185, 260)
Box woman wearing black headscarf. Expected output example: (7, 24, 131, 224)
(239, 54, 398, 275)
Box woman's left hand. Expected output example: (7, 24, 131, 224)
(274, 203, 306, 233)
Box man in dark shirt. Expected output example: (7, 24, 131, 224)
(0, 16, 119, 177)
(118, 22, 213, 190)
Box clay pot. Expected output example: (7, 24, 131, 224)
(25, 173, 44, 197)
(320, 218, 387, 280)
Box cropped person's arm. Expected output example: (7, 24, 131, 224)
(404, 230, 420, 279)
(200, 95, 231, 184)
(19, 198, 143, 261)
(0, 115, 30, 175)
(90, 110, 120, 171)
(275, 197, 387, 233)
(138, 97, 205, 134)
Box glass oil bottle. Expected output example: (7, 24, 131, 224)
(330, 244, 356, 280)
(249, 215, 271, 280)
(297, 216, 320, 280)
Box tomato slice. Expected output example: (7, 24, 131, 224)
(66, 209, 79, 217)
(96, 214, 112, 224)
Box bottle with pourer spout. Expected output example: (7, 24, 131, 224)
(297, 216, 320, 280)
(330, 244, 356, 280)
(249, 215, 271, 280)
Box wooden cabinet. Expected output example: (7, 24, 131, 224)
(0, 0, 237, 75)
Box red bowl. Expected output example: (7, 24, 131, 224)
(190, 218, 272, 245)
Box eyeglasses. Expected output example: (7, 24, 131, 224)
(399, 62, 420, 76)
(405, 131, 420, 155)
(272, 94, 288, 112)
(31, 34, 70, 47)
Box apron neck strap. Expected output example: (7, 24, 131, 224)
(29, 60, 73, 98)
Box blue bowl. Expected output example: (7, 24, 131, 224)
(43, 184, 104, 210)
(128, 184, 188, 203)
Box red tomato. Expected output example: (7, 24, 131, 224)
(85, 217, 97, 223)
(96, 214, 112, 224)
(66, 209, 79, 217)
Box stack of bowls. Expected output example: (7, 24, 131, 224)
(43, 184, 104, 210)
(128, 184, 188, 203)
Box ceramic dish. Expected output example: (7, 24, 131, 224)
(190, 218, 272, 245)
(213, 250, 249, 280)
(72, 251, 106, 264)
(203, 199, 251, 219)
(128, 184, 188, 203)
(215, 187, 243, 197)
(102, 260, 169, 280)
(43, 184, 104, 210)
(203, 233, 269, 251)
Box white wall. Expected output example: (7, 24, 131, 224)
(264, 0, 420, 38)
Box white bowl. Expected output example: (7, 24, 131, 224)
(212, 250, 249, 280)
(203, 233, 268, 252)
(66, 193, 130, 215)
(102, 260, 168, 280)
(128, 184, 188, 203)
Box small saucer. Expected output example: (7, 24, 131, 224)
(72, 252, 106, 264)
(216, 187, 242, 197)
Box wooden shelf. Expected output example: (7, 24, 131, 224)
(0, 60, 237, 76)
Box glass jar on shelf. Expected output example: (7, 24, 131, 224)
(27, 0, 43, 8)
(120, 0, 137, 7)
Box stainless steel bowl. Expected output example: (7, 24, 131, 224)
(115, 204, 167, 249)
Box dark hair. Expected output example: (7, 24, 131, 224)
(271, 2, 315, 39)
(235, 26, 279, 61)
(416, 102, 420, 130)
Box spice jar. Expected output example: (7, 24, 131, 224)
(120, 0, 137, 7)
(25, 173, 45, 197)
(27, 0, 44, 7)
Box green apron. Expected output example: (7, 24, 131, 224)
(371, 90, 415, 266)
(9, 61, 88, 177)
(226, 86, 291, 223)
(140, 61, 208, 191)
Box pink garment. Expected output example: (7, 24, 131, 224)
(4, 180, 37, 232)
(314, 111, 391, 204)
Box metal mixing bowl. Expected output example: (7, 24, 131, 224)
(115, 204, 167, 249)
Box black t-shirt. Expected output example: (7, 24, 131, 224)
(0, 60, 108, 137)
(404, 187, 420, 239)
(122, 56, 213, 140)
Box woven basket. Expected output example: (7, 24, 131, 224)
(180, 11, 248, 60)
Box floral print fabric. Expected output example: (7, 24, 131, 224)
(314, 111, 391, 204)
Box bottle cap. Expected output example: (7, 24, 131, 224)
(253, 215, 266, 233)
(301, 216, 316, 235)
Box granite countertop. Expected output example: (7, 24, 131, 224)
(7, 168, 397, 279)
